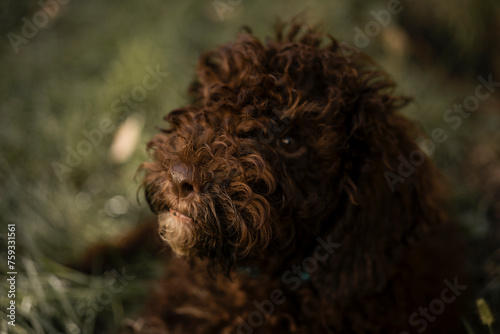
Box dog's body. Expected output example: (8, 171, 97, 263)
(124, 22, 469, 333)
(123, 231, 466, 333)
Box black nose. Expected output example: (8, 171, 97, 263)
(170, 162, 197, 197)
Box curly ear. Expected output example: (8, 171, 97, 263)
(138, 133, 171, 215)
(310, 51, 449, 298)
(144, 182, 160, 214)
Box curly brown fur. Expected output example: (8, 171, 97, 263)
(126, 20, 470, 333)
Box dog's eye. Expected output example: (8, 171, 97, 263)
(279, 136, 300, 153)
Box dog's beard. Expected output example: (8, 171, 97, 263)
(157, 202, 255, 258)
(154, 186, 280, 271)
(158, 211, 198, 256)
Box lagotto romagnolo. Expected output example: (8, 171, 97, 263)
(125, 21, 469, 333)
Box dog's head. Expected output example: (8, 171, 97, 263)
(141, 22, 428, 274)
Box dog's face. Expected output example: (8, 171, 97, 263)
(141, 26, 403, 270)
(143, 102, 341, 269)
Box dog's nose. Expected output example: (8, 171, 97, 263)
(170, 162, 197, 197)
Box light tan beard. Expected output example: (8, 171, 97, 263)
(158, 212, 197, 256)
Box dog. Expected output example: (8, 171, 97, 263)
(122, 21, 470, 333)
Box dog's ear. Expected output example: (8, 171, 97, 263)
(144, 182, 159, 214)
(138, 133, 171, 215)
(310, 56, 450, 298)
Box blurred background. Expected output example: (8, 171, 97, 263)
(0, 0, 499, 333)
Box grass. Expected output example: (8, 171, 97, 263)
(1, 0, 499, 333)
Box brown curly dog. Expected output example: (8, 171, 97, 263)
(125, 21, 470, 333)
